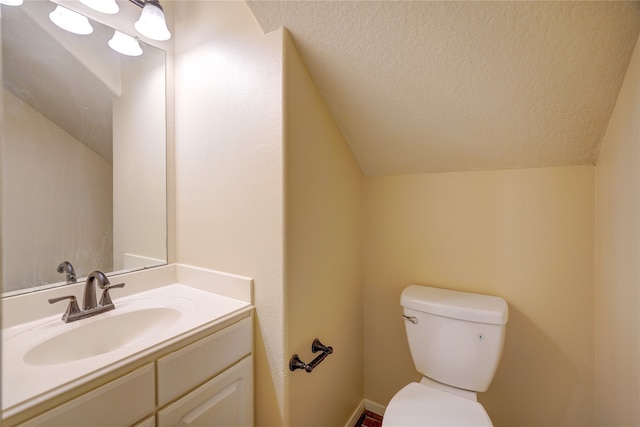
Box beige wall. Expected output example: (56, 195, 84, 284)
(283, 31, 364, 427)
(174, 6, 366, 425)
(173, 2, 287, 425)
(2, 89, 112, 292)
(594, 34, 640, 426)
(363, 166, 595, 427)
(172, 4, 640, 427)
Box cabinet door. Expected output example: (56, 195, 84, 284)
(157, 356, 253, 427)
(157, 317, 252, 406)
(19, 364, 155, 427)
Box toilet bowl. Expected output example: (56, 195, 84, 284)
(383, 382, 492, 426)
(382, 285, 508, 427)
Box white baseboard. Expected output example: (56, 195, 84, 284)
(343, 399, 387, 427)
(364, 399, 387, 417)
(344, 400, 365, 427)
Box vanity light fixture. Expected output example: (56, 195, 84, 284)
(79, 0, 119, 15)
(42, 0, 169, 55)
(0, 0, 24, 6)
(49, 5, 93, 35)
(80, 0, 171, 41)
(108, 31, 143, 57)
(133, 0, 171, 41)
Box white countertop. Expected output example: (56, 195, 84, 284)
(1, 264, 253, 419)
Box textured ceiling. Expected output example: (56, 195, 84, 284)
(247, 1, 640, 176)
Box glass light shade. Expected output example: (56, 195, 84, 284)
(49, 5, 93, 35)
(134, 1, 171, 41)
(108, 31, 143, 57)
(79, 0, 119, 15)
(0, 0, 24, 6)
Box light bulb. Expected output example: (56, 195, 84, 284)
(49, 5, 93, 35)
(79, 0, 119, 15)
(108, 31, 143, 57)
(134, 0, 171, 41)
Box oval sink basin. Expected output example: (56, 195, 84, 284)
(23, 307, 181, 366)
(2, 284, 251, 414)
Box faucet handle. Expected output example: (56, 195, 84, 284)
(98, 283, 125, 307)
(49, 295, 81, 322)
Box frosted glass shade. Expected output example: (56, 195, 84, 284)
(0, 0, 24, 6)
(79, 0, 119, 15)
(108, 31, 143, 56)
(134, 1, 171, 41)
(49, 5, 93, 35)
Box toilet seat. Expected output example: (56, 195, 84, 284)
(382, 382, 493, 427)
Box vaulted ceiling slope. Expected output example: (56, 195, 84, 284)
(247, 1, 640, 176)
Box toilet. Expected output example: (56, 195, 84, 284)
(382, 285, 508, 426)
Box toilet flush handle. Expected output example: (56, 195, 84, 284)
(402, 314, 418, 324)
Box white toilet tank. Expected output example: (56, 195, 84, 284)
(401, 285, 508, 393)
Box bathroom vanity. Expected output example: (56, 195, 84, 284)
(1, 265, 254, 427)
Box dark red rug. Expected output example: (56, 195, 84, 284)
(355, 410, 383, 427)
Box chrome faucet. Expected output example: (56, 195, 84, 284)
(49, 270, 125, 323)
(56, 261, 77, 283)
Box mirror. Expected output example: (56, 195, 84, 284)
(1, 1, 167, 295)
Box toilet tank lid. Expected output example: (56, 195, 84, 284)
(401, 285, 508, 325)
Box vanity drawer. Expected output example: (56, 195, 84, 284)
(157, 356, 253, 427)
(157, 317, 252, 406)
(19, 364, 155, 427)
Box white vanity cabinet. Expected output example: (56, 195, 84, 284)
(18, 364, 156, 427)
(13, 314, 253, 427)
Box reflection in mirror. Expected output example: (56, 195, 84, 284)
(1, 1, 167, 296)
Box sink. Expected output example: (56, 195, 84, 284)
(2, 283, 251, 415)
(23, 307, 182, 365)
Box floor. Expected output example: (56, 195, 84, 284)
(354, 410, 383, 427)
